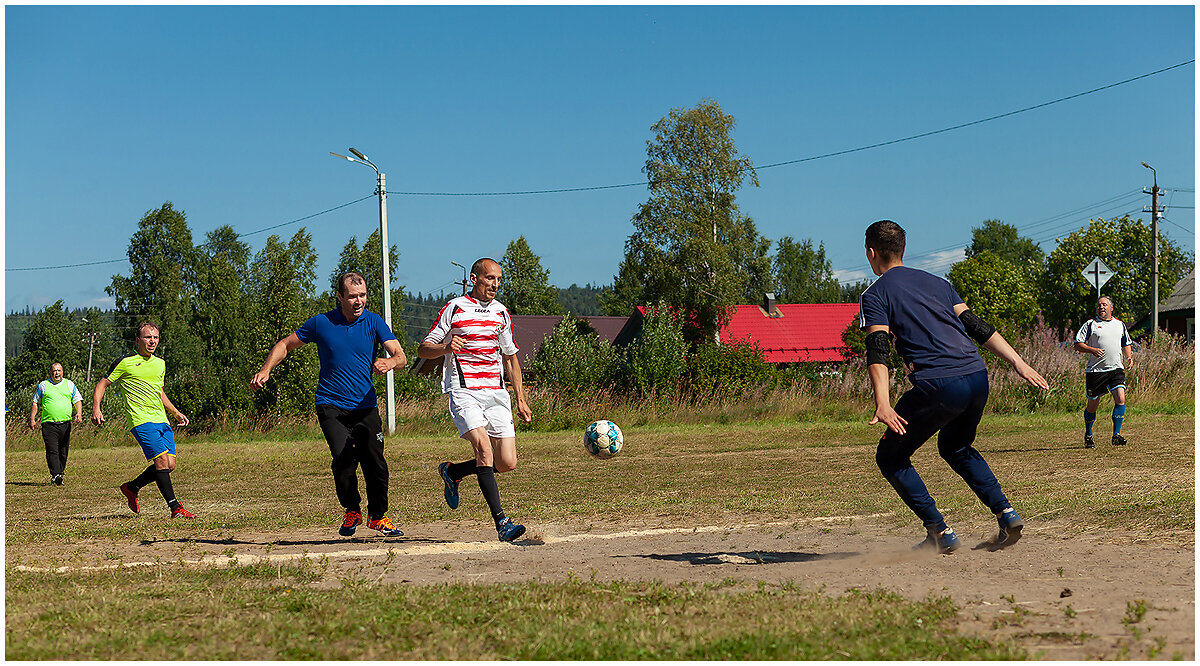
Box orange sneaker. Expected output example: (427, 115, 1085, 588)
(339, 509, 363, 536)
(171, 505, 196, 519)
(366, 515, 403, 536)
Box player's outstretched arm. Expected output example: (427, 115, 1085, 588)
(503, 353, 533, 424)
(863, 325, 907, 435)
(417, 336, 463, 359)
(374, 339, 408, 374)
(980, 331, 1050, 391)
(92, 378, 112, 425)
(161, 391, 189, 427)
(251, 334, 304, 390)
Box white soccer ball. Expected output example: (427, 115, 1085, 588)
(583, 420, 624, 460)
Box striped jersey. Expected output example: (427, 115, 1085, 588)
(424, 295, 519, 392)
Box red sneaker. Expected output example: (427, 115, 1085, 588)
(171, 505, 196, 519)
(339, 509, 363, 536)
(120, 483, 140, 514)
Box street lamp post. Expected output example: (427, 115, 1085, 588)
(1142, 161, 1160, 342)
(331, 147, 396, 434)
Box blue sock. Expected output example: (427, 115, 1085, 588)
(1084, 410, 1096, 437)
(1112, 404, 1126, 435)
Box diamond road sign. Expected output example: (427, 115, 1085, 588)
(1082, 257, 1114, 291)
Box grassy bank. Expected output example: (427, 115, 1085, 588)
(6, 567, 1023, 660)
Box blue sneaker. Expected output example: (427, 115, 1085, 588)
(914, 526, 961, 554)
(497, 517, 526, 543)
(439, 462, 460, 510)
(992, 507, 1024, 550)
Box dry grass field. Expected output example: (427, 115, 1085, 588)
(5, 410, 1194, 659)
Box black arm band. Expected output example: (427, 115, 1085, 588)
(865, 330, 891, 366)
(959, 310, 996, 344)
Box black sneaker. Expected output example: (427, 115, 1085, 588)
(1084, 435, 1095, 449)
(1112, 434, 1127, 446)
(51, 474, 64, 486)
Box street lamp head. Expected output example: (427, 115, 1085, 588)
(330, 151, 353, 161)
(349, 148, 367, 161)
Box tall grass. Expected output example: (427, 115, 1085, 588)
(6, 325, 1190, 448)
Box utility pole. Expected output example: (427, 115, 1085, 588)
(451, 261, 470, 295)
(1142, 162, 1161, 342)
(81, 317, 98, 384)
(331, 147, 397, 434)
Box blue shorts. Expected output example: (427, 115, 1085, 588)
(131, 422, 177, 461)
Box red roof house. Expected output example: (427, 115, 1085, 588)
(720, 302, 860, 363)
(616, 299, 861, 364)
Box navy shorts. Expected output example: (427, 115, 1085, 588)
(1086, 369, 1126, 399)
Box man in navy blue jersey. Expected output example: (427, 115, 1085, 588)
(859, 220, 1049, 554)
(252, 271, 407, 538)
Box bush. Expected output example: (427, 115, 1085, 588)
(622, 305, 687, 397)
(527, 315, 620, 394)
(685, 337, 776, 397)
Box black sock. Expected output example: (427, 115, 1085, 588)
(475, 466, 505, 526)
(154, 469, 181, 511)
(449, 460, 479, 481)
(129, 465, 157, 492)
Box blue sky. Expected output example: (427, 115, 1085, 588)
(5, 5, 1194, 323)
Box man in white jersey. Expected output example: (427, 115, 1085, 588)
(1074, 296, 1133, 448)
(418, 257, 533, 542)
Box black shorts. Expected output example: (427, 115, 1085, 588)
(1086, 369, 1127, 399)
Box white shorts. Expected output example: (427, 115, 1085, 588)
(448, 388, 515, 438)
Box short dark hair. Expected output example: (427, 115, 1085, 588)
(136, 321, 160, 337)
(865, 220, 906, 260)
(337, 271, 367, 296)
(470, 258, 499, 277)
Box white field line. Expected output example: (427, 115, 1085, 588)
(12, 512, 894, 574)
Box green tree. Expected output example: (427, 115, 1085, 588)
(772, 237, 840, 304)
(192, 225, 255, 416)
(328, 229, 406, 339)
(614, 99, 765, 341)
(498, 236, 562, 315)
(947, 252, 1040, 332)
(838, 279, 872, 304)
(250, 229, 320, 414)
(599, 256, 644, 316)
(106, 202, 207, 410)
(966, 219, 1045, 268)
(4, 301, 82, 406)
(1041, 215, 1192, 332)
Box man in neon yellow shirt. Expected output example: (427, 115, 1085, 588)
(29, 362, 83, 486)
(93, 322, 195, 518)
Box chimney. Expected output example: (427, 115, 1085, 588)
(762, 292, 779, 317)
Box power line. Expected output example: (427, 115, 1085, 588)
(7, 195, 374, 273)
(384, 59, 1195, 197)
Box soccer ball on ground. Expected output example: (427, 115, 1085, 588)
(583, 420, 623, 459)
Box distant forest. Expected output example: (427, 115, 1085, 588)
(6, 284, 608, 358)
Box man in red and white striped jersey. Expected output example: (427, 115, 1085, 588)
(418, 257, 533, 542)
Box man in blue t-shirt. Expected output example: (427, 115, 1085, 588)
(859, 220, 1049, 554)
(252, 272, 408, 538)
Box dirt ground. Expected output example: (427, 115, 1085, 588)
(14, 511, 1192, 660)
